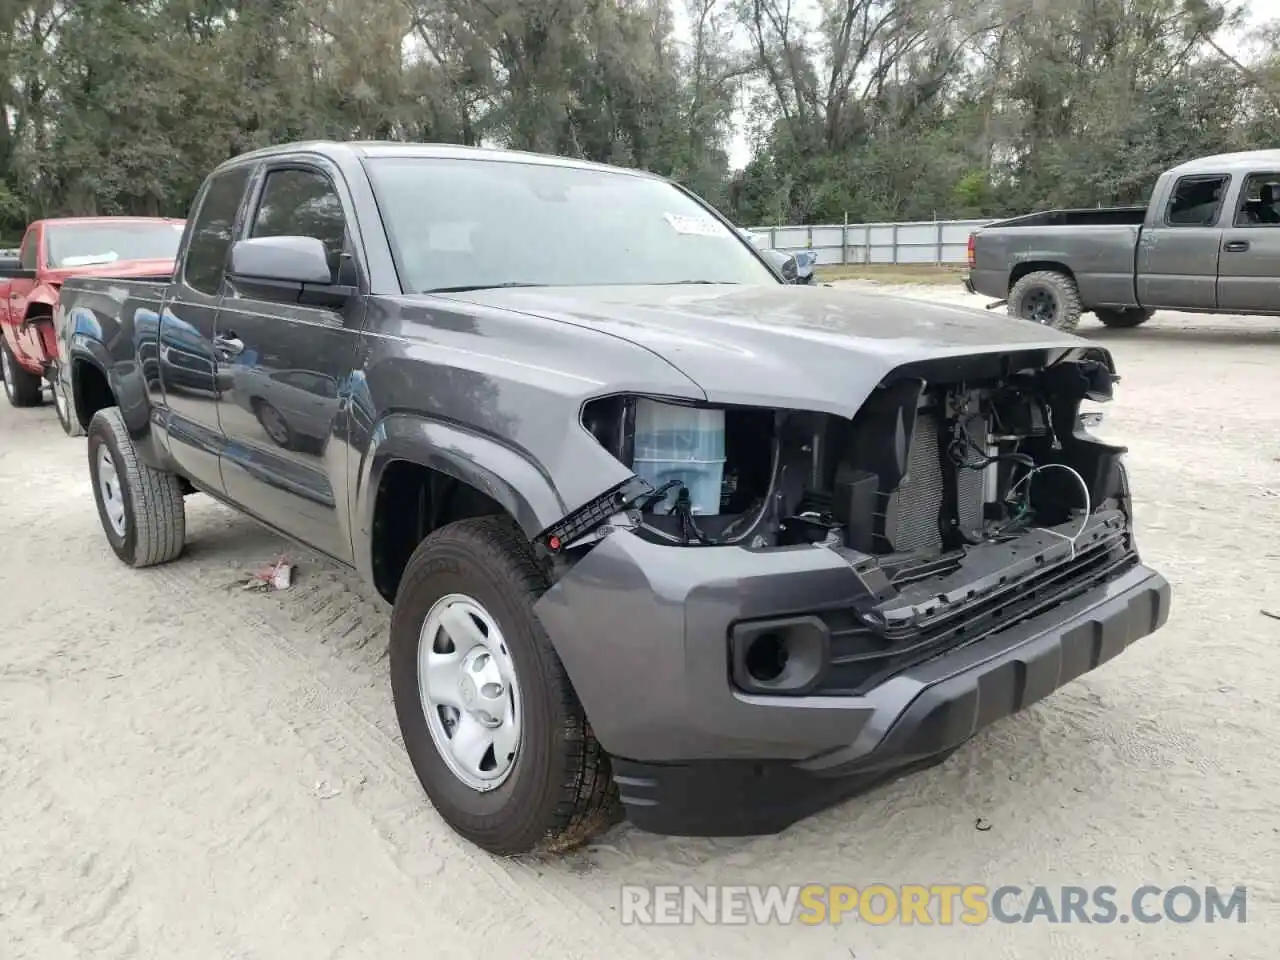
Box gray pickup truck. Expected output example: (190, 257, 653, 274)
(55, 140, 1169, 856)
(967, 149, 1280, 331)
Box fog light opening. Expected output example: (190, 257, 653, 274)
(745, 632, 789, 683)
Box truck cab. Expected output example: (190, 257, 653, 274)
(1139, 152, 1280, 314)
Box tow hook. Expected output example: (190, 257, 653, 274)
(984, 299, 1008, 310)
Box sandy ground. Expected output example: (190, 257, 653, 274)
(1, 289, 1277, 960)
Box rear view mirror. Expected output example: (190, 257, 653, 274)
(229, 235, 333, 285)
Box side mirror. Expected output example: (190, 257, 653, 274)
(761, 248, 800, 283)
(229, 235, 333, 286)
(0, 258, 36, 280)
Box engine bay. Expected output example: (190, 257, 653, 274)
(536, 349, 1137, 691)
(573, 351, 1130, 581)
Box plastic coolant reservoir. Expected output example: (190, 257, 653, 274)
(631, 398, 726, 516)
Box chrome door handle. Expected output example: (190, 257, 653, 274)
(213, 335, 244, 356)
(1223, 240, 1249, 253)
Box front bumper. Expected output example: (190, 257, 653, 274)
(534, 530, 1170, 836)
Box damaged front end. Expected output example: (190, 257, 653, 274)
(538, 346, 1138, 696)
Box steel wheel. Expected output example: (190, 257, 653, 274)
(96, 444, 128, 538)
(418, 592, 521, 791)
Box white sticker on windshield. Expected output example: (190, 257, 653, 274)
(61, 252, 120, 266)
(663, 213, 730, 237)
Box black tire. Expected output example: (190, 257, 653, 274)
(1094, 307, 1153, 329)
(389, 515, 617, 855)
(51, 368, 86, 437)
(252, 397, 294, 448)
(87, 407, 186, 567)
(1007, 270, 1083, 334)
(1, 337, 44, 407)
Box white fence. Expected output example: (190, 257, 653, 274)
(747, 218, 996, 265)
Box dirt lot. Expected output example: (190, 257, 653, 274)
(2, 288, 1276, 960)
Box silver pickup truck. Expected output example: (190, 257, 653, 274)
(966, 149, 1280, 331)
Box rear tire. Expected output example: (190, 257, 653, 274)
(1, 338, 44, 407)
(87, 407, 186, 567)
(1007, 270, 1083, 334)
(389, 515, 618, 855)
(1094, 307, 1153, 329)
(51, 368, 85, 437)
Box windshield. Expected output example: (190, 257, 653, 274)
(45, 221, 184, 269)
(363, 157, 777, 293)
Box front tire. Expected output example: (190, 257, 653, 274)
(87, 408, 186, 567)
(389, 516, 617, 855)
(1094, 307, 1153, 329)
(1, 338, 44, 407)
(1008, 270, 1083, 334)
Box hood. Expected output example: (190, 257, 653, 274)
(45, 258, 175, 283)
(437, 284, 1100, 416)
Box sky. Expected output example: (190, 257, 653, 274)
(675, 0, 1280, 173)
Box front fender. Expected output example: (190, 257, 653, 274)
(27, 282, 60, 310)
(353, 412, 567, 584)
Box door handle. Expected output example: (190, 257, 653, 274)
(1224, 240, 1250, 252)
(213, 335, 244, 356)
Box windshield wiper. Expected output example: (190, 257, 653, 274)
(421, 281, 548, 294)
(655, 280, 741, 285)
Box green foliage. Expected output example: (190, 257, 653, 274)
(727, 0, 1280, 224)
(0, 0, 1275, 235)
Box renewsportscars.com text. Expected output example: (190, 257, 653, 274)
(619, 884, 1248, 926)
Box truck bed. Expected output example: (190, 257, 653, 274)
(986, 205, 1147, 229)
(969, 220, 1142, 310)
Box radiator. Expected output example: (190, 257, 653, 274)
(882, 412, 987, 553)
(883, 413, 945, 552)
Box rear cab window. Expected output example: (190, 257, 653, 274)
(183, 165, 254, 297)
(1164, 174, 1230, 227)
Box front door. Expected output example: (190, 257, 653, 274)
(1136, 173, 1228, 311)
(215, 162, 364, 563)
(157, 162, 255, 492)
(1217, 170, 1280, 313)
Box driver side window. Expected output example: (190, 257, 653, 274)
(249, 168, 349, 284)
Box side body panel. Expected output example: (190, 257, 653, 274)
(1135, 169, 1232, 310)
(969, 223, 1141, 308)
(58, 278, 174, 470)
(1216, 166, 1280, 313)
(2, 224, 45, 373)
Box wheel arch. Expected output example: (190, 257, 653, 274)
(67, 344, 117, 432)
(1009, 260, 1076, 292)
(356, 413, 567, 601)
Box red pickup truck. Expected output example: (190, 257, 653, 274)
(0, 216, 183, 422)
